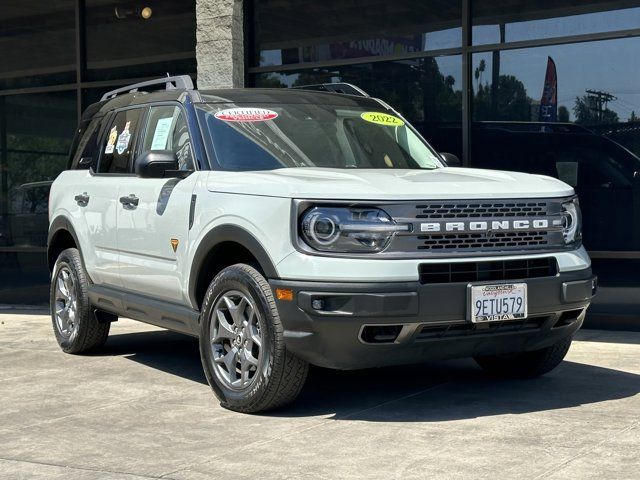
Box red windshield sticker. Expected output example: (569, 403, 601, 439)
(214, 108, 278, 122)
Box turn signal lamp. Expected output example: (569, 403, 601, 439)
(276, 288, 294, 301)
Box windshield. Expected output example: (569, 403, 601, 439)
(196, 103, 442, 171)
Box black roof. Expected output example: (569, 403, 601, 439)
(197, 88, 380, 107)
(88, 87, 381, 120)
(90, 90, 191, 118)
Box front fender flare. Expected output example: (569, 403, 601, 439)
(188, 224, 279, 308)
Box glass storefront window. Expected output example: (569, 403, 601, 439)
(0, 91, 77, 303)
(254, 56, 462, 153)
(0, 1, 198, 304)
(254, 0, 461, 67)
(473, 0, 640, 45)
(84, 0, 196, 81)
(470, 37, 640, 252)
(0, 1, 76, 89)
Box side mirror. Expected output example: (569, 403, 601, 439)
(135, 150, 179, 178)
(440, 152, 461, 167)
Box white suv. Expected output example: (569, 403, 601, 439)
(48, 76, 596, 412)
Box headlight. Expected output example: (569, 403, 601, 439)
(300, 206, 410, 253)
(561, 198, 582, 245)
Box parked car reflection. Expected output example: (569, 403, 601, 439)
(3, 180, 52, 249)
(430, 122, 640, 253)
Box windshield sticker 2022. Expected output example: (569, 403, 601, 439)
(360, 112, 405, 127)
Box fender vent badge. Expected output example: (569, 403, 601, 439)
(170, 238, 179, 252)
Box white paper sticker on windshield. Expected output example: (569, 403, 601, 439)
(105, 126, 118, 154)
(151, 117, 173, 150)
(214, 108, 278, 122)
(115, 121, 131, 155)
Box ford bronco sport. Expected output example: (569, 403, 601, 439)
(48, 76, 596, 413)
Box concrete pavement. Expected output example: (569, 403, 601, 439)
(0, 310, 638, 479)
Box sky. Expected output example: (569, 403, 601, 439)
(259, 5, 640, 123)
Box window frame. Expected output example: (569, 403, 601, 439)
(137, 101, 198, 173)
(195, 101, 443, 172)
(93, 105, 147, 176)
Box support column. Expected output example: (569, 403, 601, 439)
(196, 0, 245, 89)
(461, 0, 472, 167)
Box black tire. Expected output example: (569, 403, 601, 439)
(50, 248, 110, 353)
(199, 264, 308, 413)
(474, 335, 573, 378)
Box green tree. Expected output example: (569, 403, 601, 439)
(630, 111, 639, 123)
(474, 59, 486, 90)
(255, 73, 286, 88)
(558, 105, 570, 122)
(573, 95, 619, 125)
(474, 75, 532, 121)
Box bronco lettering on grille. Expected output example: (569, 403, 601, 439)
(420, 219, 552, 233)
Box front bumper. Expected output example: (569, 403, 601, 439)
(270, 268, 596, 370)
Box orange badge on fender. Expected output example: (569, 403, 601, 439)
(170, 238, 179, 252)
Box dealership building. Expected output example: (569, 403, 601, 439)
(1, 1, 639, 325)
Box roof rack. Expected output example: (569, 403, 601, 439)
(100, 75, 194, 101)
(291, 82, 369, 97)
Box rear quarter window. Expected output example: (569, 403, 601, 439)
(70, 115, 105, 170)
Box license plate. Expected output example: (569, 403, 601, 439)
(470, 283, 527, 322)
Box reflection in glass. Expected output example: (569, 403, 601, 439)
(254, 0, 461, 67)
(0, 92, 76, 248)
(0, 92, 77, 303)
(473, 1, 640, 45)
(85, 0, 196, 81)
(197, 102, 441, 171)
(254, 55, 462, 153)
(470, 37, 640, 251)
(0, 0, 75, 89)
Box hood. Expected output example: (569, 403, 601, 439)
(206, 167, 574, 200)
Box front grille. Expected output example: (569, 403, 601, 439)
(415, 201, 549, 219)
(417, 231, 549, 251)
(419, 257, 558, 284)
(379, 198, 568, 256)
(415, 316, 549, 340)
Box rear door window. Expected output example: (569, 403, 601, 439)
(98, 108, 143, 174)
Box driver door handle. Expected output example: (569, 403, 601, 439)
(119, 194, 139, 209)
(74, 193, 89, 206)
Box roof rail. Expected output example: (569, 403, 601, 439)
(100, 75, 194, 101)
(291, 82, 369, 97)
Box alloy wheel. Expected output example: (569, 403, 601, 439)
(54, 266, 78, 338)
(209, 290, 263, 390)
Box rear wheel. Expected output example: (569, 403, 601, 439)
(50, 248, 110, 353)
(474, 336, 573, 378)
(199, 264, 308, 413)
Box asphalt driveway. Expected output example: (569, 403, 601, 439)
(0, 310, 638, 479)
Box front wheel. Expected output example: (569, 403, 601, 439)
(50, 248, 110, 353)
(474, 335, 573, 378)
(199, 264, 308, 413)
